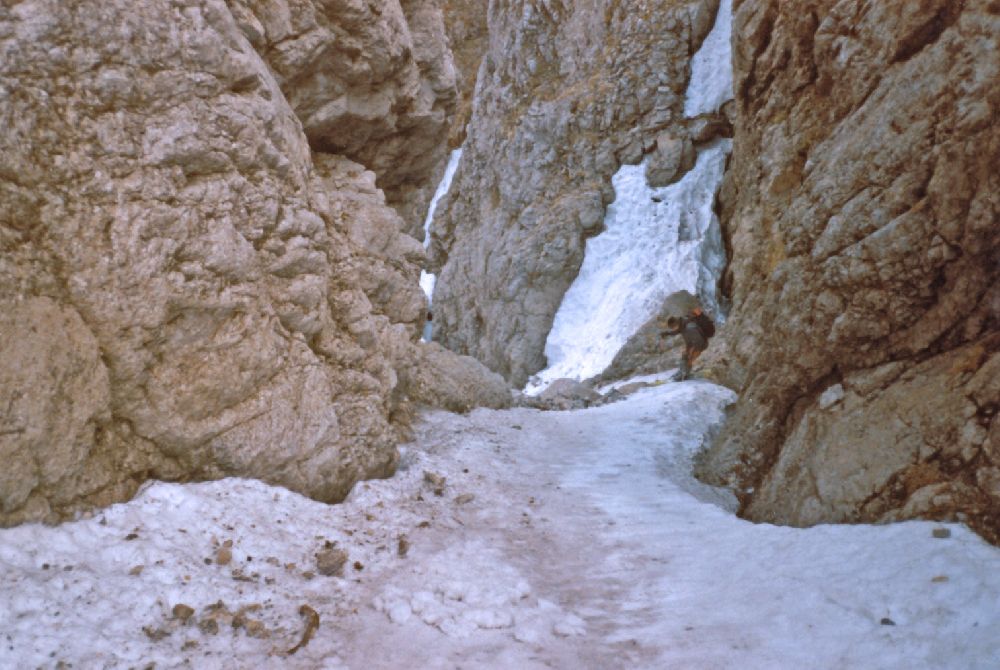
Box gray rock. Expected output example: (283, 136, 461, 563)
(429, 0, 723, 387)
(645, 133, 696, 187)
(536, 378, 602, 411)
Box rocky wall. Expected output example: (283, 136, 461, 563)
(429, 0, 726, 386)
(696, 0, 1000, 540)
(0, 0, 504, 526)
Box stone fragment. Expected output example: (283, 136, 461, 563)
(315, 546, 349, 577)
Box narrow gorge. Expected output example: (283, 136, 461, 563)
(0, 0, 998, 666)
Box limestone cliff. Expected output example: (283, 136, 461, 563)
(0, 0, 505, 526)
(225, 0, 459, 236)
(429, 0, 728, 386)
(697, 0, 1000, 540)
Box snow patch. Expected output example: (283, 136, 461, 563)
(684, 0, 734, 117)
(527, 141, 730, 392)
(419, 148, 463, 309)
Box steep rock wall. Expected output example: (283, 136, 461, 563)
(0, 0, 503, 526)
(226, 0, 459, 236)
(697, 0, 1000, 539)
(429, 0, 726, 386)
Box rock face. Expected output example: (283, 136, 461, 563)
(0, 0, 502, 526)
(225, 0, 459, 236)
(441, 0, 489, 146)
(696, 0, 1000, 539)
(429, 0, 727, 386)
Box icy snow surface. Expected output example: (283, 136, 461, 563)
(2, 381, 999, 669)
(683, 0, 733, 117)
(528, 141, 730, 392)
(419, 148, 463, 306)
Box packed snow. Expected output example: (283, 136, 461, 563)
(2, 380, 999, 669)
(528, 141, 730, 392)
(683, 0, 733, 117)
(419, 148, 463, 307)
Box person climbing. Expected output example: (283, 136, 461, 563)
(658, 292, 715, 381)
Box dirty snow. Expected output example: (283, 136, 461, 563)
(2, 381, 999, 669)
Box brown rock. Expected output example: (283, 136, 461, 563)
(215, 547, 233, 567)
(696, 0, 1000, 538)
(172, 604, 196, 623)
(0, 0, 488, 525)
(315, 546, 349, 577)
(227, 0, 459, 233)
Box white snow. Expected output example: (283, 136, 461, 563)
(419, 148, 463, 307)
(2, 381, 999, 669)
(683, 0, 734, 117)
(527, 141, 730, 392)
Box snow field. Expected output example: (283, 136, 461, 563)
(1, 380, 999, 668)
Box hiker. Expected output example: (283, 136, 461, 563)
(659, 299, 715, 381)
(422, 310, 433, 342)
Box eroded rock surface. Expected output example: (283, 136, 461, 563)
(226, 0, 459, 234)
(429, 0, 726, 386)
(697, 0, 1000, 539)
(0, 0, 489, 525)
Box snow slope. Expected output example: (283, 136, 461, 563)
(528, 141, 729, 391)
(683, 0, 733, 117)
(2, 381, 998, 669)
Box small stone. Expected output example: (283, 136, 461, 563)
(142, 625, 170, 641)
(243, 619, 268, 638)
(931, 575, 949, 583)
(353, 561, 364, 571)
(315, 547, 348, 576)
(454, 493, 475, 505)
(181, 640, 198, 651)
(198, 618, 219, 635)
(216, 547, 233, 565)
(880, 617, 896, 626)
(125, 533, 139, 541)
(128, 565, 144, 576)
(932, 528, 951, 539)
(397, 535, 410, 558)
(423, 471, 446, 489)
(172, 604, 195, 623)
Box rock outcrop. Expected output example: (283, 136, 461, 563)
(428, 0, 727, 386)
(226, 0, 459, 236)
(0, 0, 503, 526)
(696, 0, 1000, 539)
(441, 0, 489, 146)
